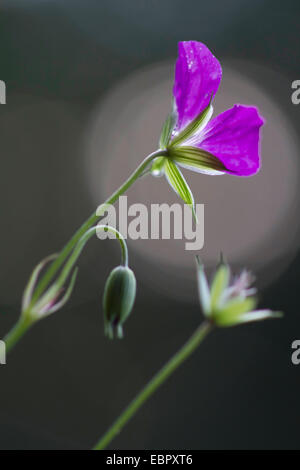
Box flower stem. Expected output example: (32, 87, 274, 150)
(3, 315, 33, 354)
(54, 225, 129, 292)
(2, 150, 166, 353)
(30, 150, 165, 306)
(93, 320, 212, 450)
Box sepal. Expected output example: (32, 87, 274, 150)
(170, 102, 213, 147)
(164, 158, 197, 222)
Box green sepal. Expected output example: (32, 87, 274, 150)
(213, 296, 257, 327)
(169, 102, 213, 147)
(195, 256, 211, 317)
(168, 146, 227, 173)
(43, 268, 79, 316)
(210, 264, 230, 310)
(32, 267, 79, 318)
(164, 158, 197, 222)
(159, 108, 177, 149)
(21, 254, 57, 313)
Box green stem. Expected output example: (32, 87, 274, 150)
(30, 149, 166, 306)
(2, 150, 166, 354)
(33, 225, 128, 314)
(93, 320, 212, 450)
(55, 225, 129, 290)
(3, 315, 33, 354)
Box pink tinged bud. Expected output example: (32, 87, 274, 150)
(21, 254, 78, 321)
(22, 254, 58, 313)
(32, 268, 78, 318)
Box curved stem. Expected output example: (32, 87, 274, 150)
(30, 150, 166, 306)
(35, 225, 128, 310)
(93, 321, 213, 450)
(2, 151, 165, 353)
(4, 226, 129, 353)
(55, 225, 129, 291)
(100, 225, 128, 267)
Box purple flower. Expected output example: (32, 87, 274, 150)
(153, 41, 265, 210)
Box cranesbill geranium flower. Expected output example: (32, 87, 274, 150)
(152, 41, 265, 215)
(196, 256, 282, 327)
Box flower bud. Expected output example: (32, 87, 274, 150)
(103, 266, 136, 339)
(21, 254, 78, 321)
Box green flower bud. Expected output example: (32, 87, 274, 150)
(103, 266, 136, 339)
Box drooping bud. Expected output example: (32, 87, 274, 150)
(103, 266, 136, 339)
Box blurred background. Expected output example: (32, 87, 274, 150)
(0, 0, 300, 450)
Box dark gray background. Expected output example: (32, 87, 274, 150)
(0, 0, 299, 450)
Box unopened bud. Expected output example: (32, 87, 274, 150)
(103, 266, 136, 339)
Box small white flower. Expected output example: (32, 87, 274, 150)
(196, 256, 282, 327)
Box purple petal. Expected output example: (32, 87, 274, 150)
(197, 105, 265, 176)
(173, 41, 222, 132)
